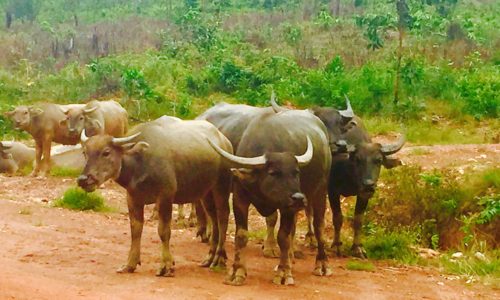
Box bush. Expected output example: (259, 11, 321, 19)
(364, 227, 419, 264)
(53, 187, 110, 212)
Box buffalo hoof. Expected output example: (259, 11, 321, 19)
(352, 244, 367, 259)
(262, 242, 280, 258)
(304, 232, 317, 249)
(224, 265, 247, 286)
(272, 266, 294, 286)
(210, 255, 227, 270)
(196, 229, 209, 243)
(313, 260, 333, 277)
(156, 265, 175, 277)
(330, 242, 344, 257)
(116, 265, 136, 273)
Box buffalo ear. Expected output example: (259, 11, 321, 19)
(123, 141, 150, 155)
(1, 153, 13, 159)
(60, 119, 68, 127)
(383, 156, 402, 169)
(231, 168, 257, 183)
(3, 111, 14, 117)
(29, 107, 43, 116)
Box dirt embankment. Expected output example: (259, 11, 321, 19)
(0, 143, 498, 299)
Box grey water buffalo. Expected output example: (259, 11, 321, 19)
(272, 96, 405, 258)
(63, 100, 128, 138)
(4, 103, 84, 176)
(77, 116, 233, 276)
(209, 108, 332, 286)
(0, 141, 35, 174)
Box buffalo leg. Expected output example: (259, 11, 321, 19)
(117, 194, 144, 273)
(304, 204, 317, 249)
(263, 212, 280, 258)
(224, 184, 250, 286)
(312, 190, 332, 276)
(156, 197, 175, 276)
(352, 196, 369, 259)
(273, 209, 295, 285)
(30, 141, 42, 176)
(210, 174, 231, 269)
(188, 202, 197, 227)
(176, 204, 187, 227)
(195, 198, 209, 243)
(200, 193, 220, 268)
(40, 136, 52, 176)
(329, 190, 343, 257)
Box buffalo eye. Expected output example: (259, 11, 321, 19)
(374, 158, 383, 164)
(80, 116, 84, 121)
(268, 169, 281, 177)
(24, 111, 28, 115)
(102, 149, 111, 157)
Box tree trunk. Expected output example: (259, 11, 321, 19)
(73, 14, 78, 27)
(394, 27, 404, 105)
(333, 0, 340, 17)
(6, 11, 12, 29)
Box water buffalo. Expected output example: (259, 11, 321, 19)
(326, 118, 405, 258)
(0, 141, 35, 174)
(209, 108, 332, 286)
(63, 100, 128, 138)
(272, 96, 405, 258)
(77, 116, 233, 276)
(4, 103, 84, 176)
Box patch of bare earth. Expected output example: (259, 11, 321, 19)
(0, 143, 499, 299)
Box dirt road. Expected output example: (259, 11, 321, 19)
(0, 144, 498, 299)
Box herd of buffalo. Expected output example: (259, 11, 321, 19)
(0, 94, 405, 286)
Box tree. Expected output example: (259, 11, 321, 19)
(394, 0, 412, 104)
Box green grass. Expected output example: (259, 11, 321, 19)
(50, 166, 82, 178)
(364, 228, 419, 265)
(248, 228, 267, 242)
(53, 187, 112, 212)
(346, 260, 375, 272)
(438, 250, 500, 287)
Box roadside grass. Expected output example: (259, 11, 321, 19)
(346, 260, 375, 272)
(50, 166, 82, 178)
(363, 116, 498, 145)
(248, 228, 267, 243)
(53, 186, 113, 212)
(364, 228, 420, 265)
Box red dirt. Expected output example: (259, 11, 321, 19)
(0, 144, 499, 299)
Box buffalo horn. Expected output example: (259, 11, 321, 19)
(270, 91, 286, 113)
(207, 139, 267, 168)
(295, 136, 314, 166)
(83, 106, 98, 114)
(381, 135, 405, 156)
(111, 132, 141, 146)
(80, 129, 90, 143)
(339, 94, 354, 118)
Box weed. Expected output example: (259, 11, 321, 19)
(53, 187, 111, 212)
(50, 166, 81, 178)
(364, 227, 419, 264)
(346, 260, 376, 272)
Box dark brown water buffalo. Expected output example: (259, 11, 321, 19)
(63, 100, 128, 138)
(0, 141, 35, 174)
(4, 103, 84, 176)
(272, 96, 405, 258)
(209, 108, 332, 286)
(77, 116, 233, 276)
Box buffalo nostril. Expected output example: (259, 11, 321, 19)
(291, 192, 305, 202)
(77, 174, 88, 185)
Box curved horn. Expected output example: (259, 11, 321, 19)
(270, 91, 286, 113)
(83, 106, 98, 114)
(0, 141, 13, 150)
(295, 136, 313, 166)
(207, 138, 266, 168)
(80, 129, 90, 143)
(381, 135, 405, 156)
(111, 132, 141, 146)
(339, 94, 354, 118)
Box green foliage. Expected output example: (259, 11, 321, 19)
(50, 166, 82, 178)
(346, 260, 375, 271)
(364, 227, 419, 264)
(440, 250, 500, 278)
(53, 187, 110, 212)
(355, 14, 395, 50)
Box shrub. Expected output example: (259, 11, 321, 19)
(53, 187, 110, 212)
(364, 227, 419, 264)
